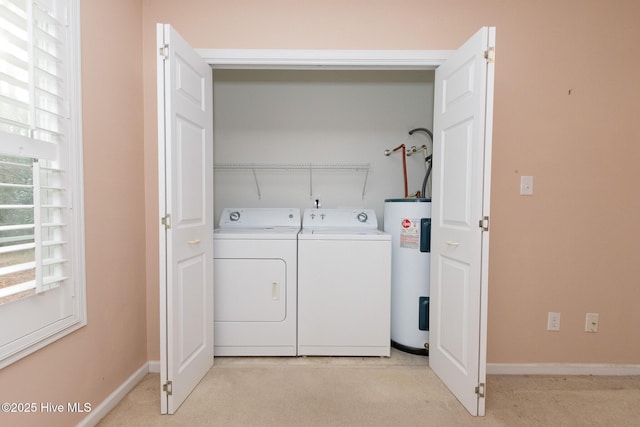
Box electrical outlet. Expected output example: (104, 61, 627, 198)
(520, 176, 534, 195)
(547, 312, 560, 331)
(585, 313, 599, 333)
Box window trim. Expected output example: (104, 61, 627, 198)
(0, 0, 86, 369)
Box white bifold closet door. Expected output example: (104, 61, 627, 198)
(429, 26, 495, 417)
(157, 23, 214, 415)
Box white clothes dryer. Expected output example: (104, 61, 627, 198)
(297, 208, 391, 356)
(213, 208, 300, 356)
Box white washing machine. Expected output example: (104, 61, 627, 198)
(213, 208, 300, 356)
(297, 208, 392, 356)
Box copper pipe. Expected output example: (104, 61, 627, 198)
(384, 144, 408, 197)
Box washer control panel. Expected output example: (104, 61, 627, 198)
(302, 208, 378, 228)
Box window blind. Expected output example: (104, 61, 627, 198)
(0, 0, 83, 368)
(0, 0, 66, 160)
(0, 0, 69, 303)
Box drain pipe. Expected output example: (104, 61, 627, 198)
(408, 128, 434, 198)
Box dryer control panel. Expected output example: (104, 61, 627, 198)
(219, 208, 301, 228)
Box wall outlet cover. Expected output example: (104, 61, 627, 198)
(585, 313, 599, 333)
(547, 311, 560, 331)
(520, 175, 534, 195)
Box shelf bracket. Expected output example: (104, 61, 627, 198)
(251, 167, 262, 199)
(361, 167, 369, 200)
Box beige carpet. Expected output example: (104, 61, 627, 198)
(98, 351, 640, 426)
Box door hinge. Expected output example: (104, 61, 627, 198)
(159, 44, 169, 60)
(479, 216, 489, 232)
(484, 46, 495, 63)
(161, 214, 172, 230)
(475, 382, 485, 398)
(163, 380, 173, 396)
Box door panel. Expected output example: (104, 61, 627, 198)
(158, 23, 214, 415)
(439, 258, 469, 371)
(176, 119, 206, 224)
(177, 254, 207, 367)
(430, 27, 495, 416)
(442, 118, 473, 226)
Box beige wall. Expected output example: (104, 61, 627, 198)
(0, 1, 147, 426)
(143, 0, 640, 364)
(1, 1, 639, 424)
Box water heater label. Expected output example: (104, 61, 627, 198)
(400, 218, 420, 249)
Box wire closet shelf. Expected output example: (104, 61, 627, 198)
(214, 163, 371, 200)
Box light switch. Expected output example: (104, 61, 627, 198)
(520, 176, 533, 195)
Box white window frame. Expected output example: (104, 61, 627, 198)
(0, 0, 85, 369)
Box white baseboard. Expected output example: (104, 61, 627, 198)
(148, 360, 160, 373)
(487, 363, 640, 376)
(76, 362, 150, 427)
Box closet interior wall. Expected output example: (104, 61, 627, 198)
(212, 69, 435, 225)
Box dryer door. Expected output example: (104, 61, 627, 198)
(214, 259, 286, 322)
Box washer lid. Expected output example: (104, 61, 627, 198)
(298, 228, 390, 241)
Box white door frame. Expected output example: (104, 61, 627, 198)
(196, 49, 454, 70)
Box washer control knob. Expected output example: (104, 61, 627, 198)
(229, 211, 241, 221)
(357, 212, 368, 223)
